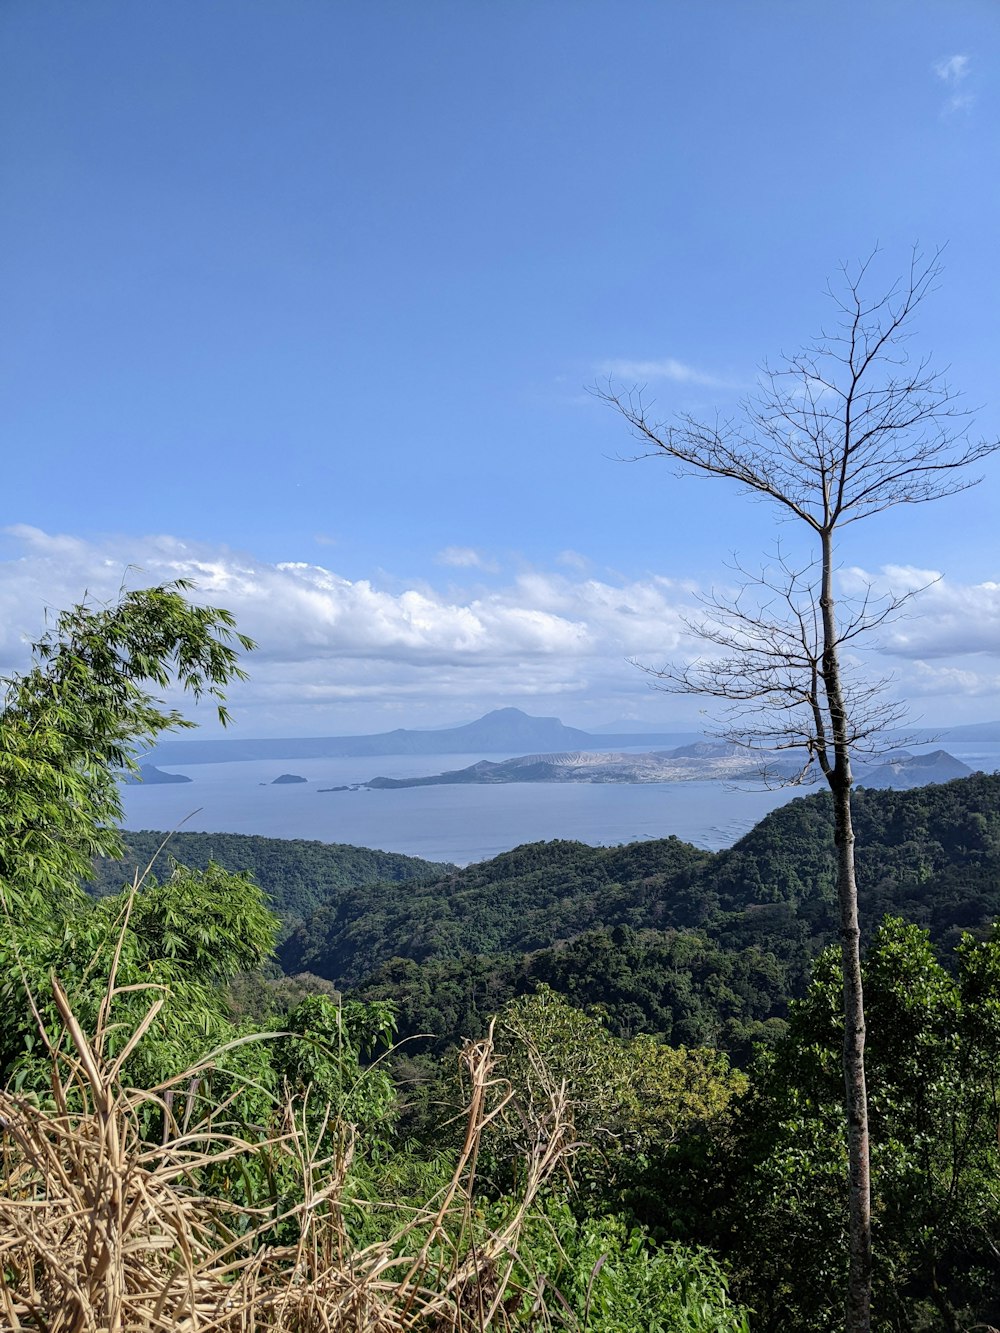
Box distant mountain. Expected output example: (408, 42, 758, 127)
(144, 707, 990, 770)
(904, 721, 1000, 744)
(666, 741, 744, 760)
(938, 720, 1000, 742)
(145, 708, 682, 765)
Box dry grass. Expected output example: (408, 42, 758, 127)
(0, 968, 574, 1332)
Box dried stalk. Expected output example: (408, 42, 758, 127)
(0, 976, 573, 1332)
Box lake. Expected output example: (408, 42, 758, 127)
(119, 741, 1000, 866)
(120, 751, 797, 864)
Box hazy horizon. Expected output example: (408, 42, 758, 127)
(142, 703, 990, 748)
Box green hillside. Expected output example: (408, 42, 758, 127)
(274, 773, 1000, 1057)
(88, 829, 453, 924)
(90, 776, 1000, 1066)
(278, 834, 710, 984)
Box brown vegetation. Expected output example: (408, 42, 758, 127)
(0, 974, 573, 1332)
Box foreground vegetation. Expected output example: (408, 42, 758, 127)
(5, 583, 1000, 1327)
(0, 585, 749, 1330)
(0, 863, 751, 1331)
(9, 836, 1000, 1329)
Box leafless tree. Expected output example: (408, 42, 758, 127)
(597, 248, 1000, 1333)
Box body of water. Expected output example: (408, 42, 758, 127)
(121, 752, 796, 864)
(119, 743, 1000, 867)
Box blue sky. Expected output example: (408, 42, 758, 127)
(3, 1, 1000, 735)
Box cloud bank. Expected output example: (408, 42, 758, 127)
(3, 528, 999, 733)
(0, 526, 696, 732)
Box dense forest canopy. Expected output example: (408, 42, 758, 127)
(173, 773, 998, 1063)
(97, 773, 1000, 1080)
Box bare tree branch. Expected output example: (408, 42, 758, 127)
(598, 248, 1000, 1333)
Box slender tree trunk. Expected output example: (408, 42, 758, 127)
(830, 768, 871, 1331)
(821, 531, 872, 1332)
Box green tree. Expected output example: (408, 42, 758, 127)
(0, 580, 254, 913)
(521, 1202, 751, 1333)
(0, 586, 412, 1248)
(271, 992, 398, 1146)
(0, 862, 280, 1110)
(0, 583, 265, 1115)
(723, 918, 1000, 1330)
(495, 987, 745, 1204)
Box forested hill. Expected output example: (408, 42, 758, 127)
(281, 773, 1000, 985)
(93, 775, 1000, 1058)
(278, 835, 711, 984)
(707, 771, 1000, 952)
(88, 830, 453, 923)
(273, 773, 1000, 1056)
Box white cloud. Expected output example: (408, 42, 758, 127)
(557, 549, 592, 572)
(933, 53, 974, 113)
(6, 530, 1000, 734)
(885, 581, 1000, 658)
(838, 564, 1000, 659)
(598, 357, 738, 389)
(935, 54, 970, 83)
(907, 660, 1000, 699)
(435, 545, 501, 573)
(839, 563, 942, 598)
(0, 526, 702, 731)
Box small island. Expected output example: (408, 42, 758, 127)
(125, 764, 193, 786)
(271, 773, 308, 785)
